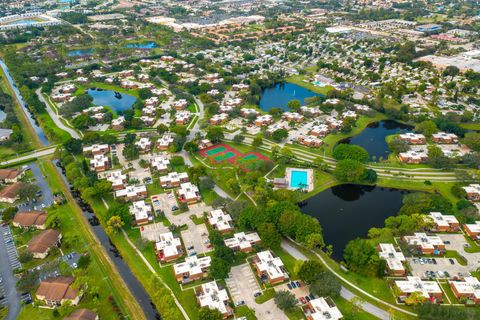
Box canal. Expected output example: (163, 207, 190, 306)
(300, 184, 408, 261)
(53, 160, 160, 319)
(259, 82, 323, 111)
(339, 120, 413, 161)
(0, 59, 50, 146)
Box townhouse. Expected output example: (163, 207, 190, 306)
(325, 117, 343, 130)
(140, 116, 155, 126)
(309, 124, 330, 137)
(90, 154, 110, 172)
(463, 184, 480, 201)
(83, 144, 109, 156)
(130, 200, 152, 225)
(27, 229, 62, 259)
(207, 209, 233, 234)
(12, 210, 47, 230)
(253, 250, 288, 285)
(403, 233, 445, 255)
(36, 277, 81, 307)
(135, 138, 152, 153)
(431, 132, 458, 144)
(428, 212, 460, 232)
(198, 139, 213, 150)
(378, 243, 406, 276)
(173, 255, 212, 283)
(195, 281, 231, 319)
(111, 116, 125, 130)
(398, 150, 429, 164)
(155, 232, 183, 262)
(297, 135, 323, 148)
(177, 182, 201, 204)
(160, 172, 189, 188)
(240, 108, 260, 118)
(398, 133, 426, 145)
(157, 133, 175, 150)
(115, 185, 148, 201)
(105, 170, 128, 191)
(210, 113, 229, 125)
(254, 114, 273, 127)
(0, 168, 24, 184)
(395, 277, 443, 303)
(173, 99, 188, 110)
(300, 106, 319, 117)
(224, 232, 261, 253)
(175, 111, 192, 125)
(151, 156, 170, 173)
(449, 277, 480, 304)
(304, 297, 343, 320)
(283, 112, 304, 123)
(463, 221, 480, 240)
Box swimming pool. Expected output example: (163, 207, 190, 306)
(290, 170, 308, 189)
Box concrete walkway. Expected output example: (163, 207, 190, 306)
(0, 146, 57, 166)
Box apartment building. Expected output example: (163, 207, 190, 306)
(431, 132, 459, 144)
(155, 232, 183, 262)
(224, 232, 261, 253)
(177, 182, 201, 204)
(463, 184, 480, 201)
(173, 255, 212, 283)
(157, 133, 175, 150)
(463, 221, 480, 240)
(130, 200, 152, 225)
(115, 185, 147, 201)
(403, 233, 445, 255)
(304, 297, 343, 320)
(160, 172, 189, 188)
(151, 156, 170, 173)
(428, 212, 460, 232)
(395, 277, 443, 303)
(196, 281, 231, 319)
(253, 250, 288, 285)
(90, 154, 110, 172)
(378, 243, 406, 276)
(398, 133, 426, 145)
(207, 209, 233, 234)
(449, 277, 480, 304)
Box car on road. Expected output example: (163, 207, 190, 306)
(291, 281, 297, 288)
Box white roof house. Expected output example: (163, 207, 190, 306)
(307, 297, 343, 320)
(157, 133, 174, 149)
(130, 200, 152, 223)
(175, 111, 192, 123)
(177, 182, 200, 203)
(404, 233, 444, 252)
(160, 172, 189, 186)
(208, 209, 233, 233)
(224, 232, 260, 251)
(155, 232, 182, 260)
(151, 156, 170, 172)
(197, 281, 229, 316)
(111, 116, 125, 127)
(464, 221, 480, 234)
(83, 144, 109, 155)
(309, 124, 329, 137)
(135, 138, 152, 151)
(174, 255, 212, 277)
(115, 185, 147, 199)
(395, 276, 442, 298)
(428, 212, 459, 229)
(449, 277, 480, 301)
(105, 170, 127, 189)
(255, 250, 287, 281)
(378, 243, 406, 274)
(90, 154, 109, 171)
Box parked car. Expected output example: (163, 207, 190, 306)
(295, 281, 301, 287)
(449, 259, 455, 265)
(300, 297, 307, 304)
(305, 295, 311, 302)
(291, 281, 297, 288)
(287, 283, 292, 290)
(254, 292, 262, 298)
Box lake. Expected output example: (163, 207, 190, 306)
(87, 88, 137, 113)
(125, 42, 158, 49)
(67, 49, 94, 57)
(259, 82, 323, 111)
(339, 120, 413, 161)
(299, 184, 408, 261)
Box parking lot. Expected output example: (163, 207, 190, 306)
(441, 233, 480, 270)
(407, 257, 470, 279)
(0, 223, 21, 317)
(1, 225, 21, 270)
(37, 252, 81, 282)
(275, 281, 311, 303)
(140, 222, 169, 241)
(226, 263, 287, 320)
(17, 162, 54, 211)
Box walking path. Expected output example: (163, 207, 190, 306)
(0, 146, 57, 166)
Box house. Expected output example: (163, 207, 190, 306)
(378, 243, 406, 276)
(297, 135, 323, 148)
(463, 221, 480, 240)
(224, 232, 261, 252)
(130, 200, 152, 225)
(232, 83, 249, 91)
(253, 250, 288, 284)
(342, 110, 357, 119)
(300, 106, 319, 117)
(115, 185, 147, 201)
(399, 133, 426, 145)
(111, 116, 125, 130)
(157, 133, 174, 150)
(90, 154, 110, 172)
(403, 233, 445, 255)
(155, 232, 183, 262)
(27, 229, 62, 259)
(309, 125, 329, 137)
(210, 113, 229, 125)
(325, 117, 343, 130)
(142, 106, 156, 116)
(432, 132, 458, 144)
(135, 138, 152, 153)
(195, 281, 231, 319)
(0, 168, 24, 184)
(140, 116, 155, 126)
(240, 108, 260, 118)
(254, 114, 273, 127)
(0, 182, 25, 203)
(151, 156, 170, 173)
(118, 69, 134, 77)
(398, 150, 428, 164)
(428, 212, 460, 232)
(395, 277, 443, 303)
(173, 255, 211, 283)
(65, 309, 98, 320)
(198, 139, 213, 150)
(175, 111, 192, 125)
(105, 170, 128, 191)
(36, 276, 81, 307)
(304, 297, 343, 320)
(12, 210, 47, 229)
(82, 144, 109, 156)
(449, 277, 480, 304)
(463, 184, 480, 201)
(173, 99, 188, 110)
(177, 182, 201, 204)
(219, 105, 233, 113)
(160, 172, 189, 188)
(145, 96, 159, 107)
(283, 112, 304, 123)
(207, 209, 233, 234)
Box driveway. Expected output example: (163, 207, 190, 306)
(18, 162, 54, 211)
(226, 263, 287, 320)
(0, 224, 21, 320)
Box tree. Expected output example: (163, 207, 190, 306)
(343, 238, 384, 276)
(19, 184, 40, 200)
(210, 257, 230, 279)
(415, 120, 437, 137)
(199, 307, 222, 320)
(332, 144, 369, 163)
(298, 260, 324, 284)
(1, 207, 17, 221)
(206, 126, 224, 143)
(443, 65, 460, 77)
(388, 138, 409, 154)
(233, 134, 245, 144)
(252, 136, 263, 147)
(404, 291, 426, 305)
(184, 141, 199, 153)
(427, 145, 453, 169)
(274, 290, 297, 310)
(199, 177, 215, 190)
(271, 129, 289, 142)
(462, 132, 480, 151)
(77, 254, 91, 269)
(333, 159, 367, 183)
(18, 250, 33, 263)
(287, 99, 301, 111)
(64, 138, 82, 154)
(309, 271, 341, 297)
(258, 223, 281, 248)
(138, 88, 153, 99)
(122, 144, 139, 161)
(17, 269, 40, 292)
(106, 216, 124, 234)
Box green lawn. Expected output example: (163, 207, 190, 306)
(235, 305, 257, 320)
(255, 288, 275, 304)
(286, 74, 334, 95)
(284, 306, 306, 320)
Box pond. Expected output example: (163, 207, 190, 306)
(87, 88, 137, 113)
(259, 82, 323, 111)
(67, 48, 94, 57)
(299, 184, 408, 261)
(339, 120, 413, 161)
(125, 42, 158, 49)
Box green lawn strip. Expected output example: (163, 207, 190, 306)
(439, 281, 460, 304)
(235, 305, 257, 320)
(445, 251, 468, 266)
(36, 110, 71, 144)
(332, 296, 382, 320)
(464, 236, 480, 253)
(255, 288, 275, 304)
(35, 160, 144, 320)
(190, 214, 205, 225)
(200, 188, 219, 205)
(286, 75, 334, 95)
(284, 306, 306, 320)
(460, 123, 480, 130)
(271, 247, 298, 278)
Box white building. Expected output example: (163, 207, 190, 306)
(177, 182, 201, 204)
(224, 232, 261, 252)
(157, 133, 174, 150)
(174, 255, 212, 282)
(196, 281, 230, 317)
(305, 297, 343, 320)
(378, 243, 406, 276)
(395, 276, 443, 300)
(208, 209, 233, 233)
(160, 172, 189, 188)
(130, 200, 152, 225)
(155, 232, 183, 262)
(151, 156, 170, 172)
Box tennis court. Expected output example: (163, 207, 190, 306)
(206, 146, 226, 156)
(214, 151, 236, 161)
(199, 143, 270, 171)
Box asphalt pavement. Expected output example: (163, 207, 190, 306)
(0, 224, 21, 320)
(17, 162, 54, 211)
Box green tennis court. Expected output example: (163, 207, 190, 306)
(243, 154, 258, 160)
(214, 151, 236, 161)
(206, 146, 226, 156)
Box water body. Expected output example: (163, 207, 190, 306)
(339, 120, 413, 161)
(87, 88, 137, 113)
(300, 184, 408, 261)
(53, 161, 160, 319)
(67, 48, 94, 57)
(259, 82, 323, 111)
(125, 42, 158, 49)
(0, 59, 49, 146)
(5, 19, 38, 26)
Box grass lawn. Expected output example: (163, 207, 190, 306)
(255, 288, 275, 304)
(439, 281, 460, 304)
(333, 296, 381, 320)
(464, 236, 480, 253)
(286, 74, 334, 95)
(284, 306, 306, 320)
(235, 305, 257, 320)
(460, 123, 480, 131)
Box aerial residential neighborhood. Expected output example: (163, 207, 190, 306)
(1, 1, 480, 320)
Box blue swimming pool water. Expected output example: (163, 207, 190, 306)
(290, 170, 308, 189)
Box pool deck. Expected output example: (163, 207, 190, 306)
(285, 167, 314, 192)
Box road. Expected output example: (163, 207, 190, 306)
(281, 239, 416, 319)
(0, 147, 57, 167)
(188, 96, 205, 141)
(0, 226, 21, 320)
(35, 88, 81, 139)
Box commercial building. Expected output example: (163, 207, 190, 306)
(224, 232, 261, 252)
(253, 250, 288, 285)
(173, 255, 211, 283)
(155, 232, 183, 262)
(378, 243, 406, 276)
